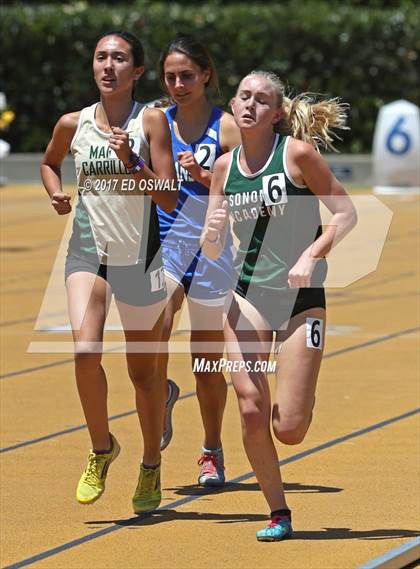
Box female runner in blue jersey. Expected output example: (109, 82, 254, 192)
(155, 37, 240, 486)
(202, 71, 357, 540)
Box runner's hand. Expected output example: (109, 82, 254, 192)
(109, 126, 131, 164)
(205, 200, 228, 242)
(51, 192, 71, 215)
(177, 150, 201, 180)
(288, 252, 318, 288)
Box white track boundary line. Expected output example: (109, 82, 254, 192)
(357, 536, 420, 569)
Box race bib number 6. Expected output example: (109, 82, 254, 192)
(262, 173, 287, 206)
(306, 318, 324, 350)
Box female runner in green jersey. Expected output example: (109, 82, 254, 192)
(202, 71, 357, 541)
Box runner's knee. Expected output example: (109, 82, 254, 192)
(272, 416, 309, 445)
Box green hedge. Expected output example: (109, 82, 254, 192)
(1, 1, 419, 152)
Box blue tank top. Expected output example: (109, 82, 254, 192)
(158, 105, 232, 252)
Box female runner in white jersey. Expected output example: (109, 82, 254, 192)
(202, 71, 357, 540)
(41, 31, 177, 514)
(155, 37, 240, 486)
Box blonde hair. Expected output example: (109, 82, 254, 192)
(242, 70, 349, 153)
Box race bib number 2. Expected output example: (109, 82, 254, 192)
(195, 144, 216, 170)
(306, 318, 324, 350)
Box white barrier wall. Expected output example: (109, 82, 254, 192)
(1, 154, 374, 186)
(373, 99, 420, 194)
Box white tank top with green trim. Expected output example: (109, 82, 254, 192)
(69, 102, 157, 266)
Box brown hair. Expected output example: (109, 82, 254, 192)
(95, 30, 144, 67)
(159, 36, 220, 95)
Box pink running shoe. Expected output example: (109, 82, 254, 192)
(197, 448, 225, 487)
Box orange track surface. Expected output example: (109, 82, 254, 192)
(1, 185, 419, 569)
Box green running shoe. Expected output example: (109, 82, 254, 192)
(132, 463, 161, 513)
(76, 434, 120, 505)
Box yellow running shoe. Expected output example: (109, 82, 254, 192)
(76, 434, 120, 504)
(132, 463, 161, 513)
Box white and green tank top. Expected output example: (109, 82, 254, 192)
(69, 101, 160, 265)
(224, 134, 327, 293)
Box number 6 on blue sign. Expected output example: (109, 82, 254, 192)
(386, 116, 411, 155)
